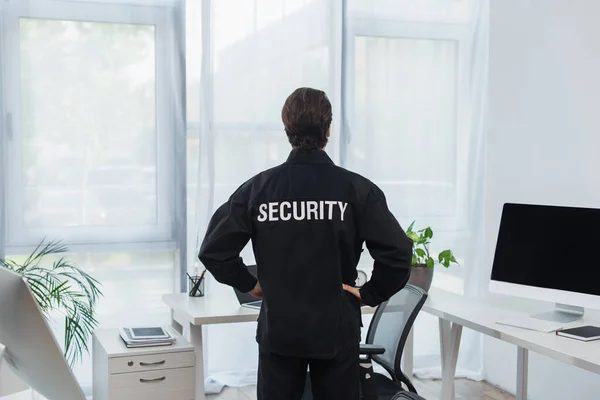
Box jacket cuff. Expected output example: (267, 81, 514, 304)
(359, 285, 380, 308)
(234, 269, 258, 293)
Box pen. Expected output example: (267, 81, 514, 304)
(198, 269, 207, 281)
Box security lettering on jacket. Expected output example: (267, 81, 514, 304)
(199, 149, 413, 359)
(257, 201, 348, 222)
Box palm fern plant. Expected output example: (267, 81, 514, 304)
(0, 240, 103, 367)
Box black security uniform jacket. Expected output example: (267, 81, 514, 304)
(199, 149, 412, 359)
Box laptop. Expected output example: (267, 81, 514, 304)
(233, 265, 262, 310)
(233, 288, 263, 309)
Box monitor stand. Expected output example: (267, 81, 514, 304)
(531, 303, 584, 323)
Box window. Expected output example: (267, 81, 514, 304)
(351, 36, 459, 218)
(2, 1, 177, 249)
(345, 20, 470, 228)
(345, 19, 473, 292)
(1, 1, 183, 392)
(202, 0, 336, 203)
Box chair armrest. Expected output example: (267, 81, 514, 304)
(359, 344, 386, 355)
(358, 345, 381, 400)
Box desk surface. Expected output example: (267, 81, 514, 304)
(163, 286, 600, 374)
(425, 288, 600, 374)
(162, 288, 376, 326)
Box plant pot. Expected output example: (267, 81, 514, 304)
(408, 264, 434, 292)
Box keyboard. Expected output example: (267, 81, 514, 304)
(495, 316, 564, 333)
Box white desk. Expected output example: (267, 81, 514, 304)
(163, 289, 378, 400)
(424, 289, 600, 400)
(164, 286, 600, 400)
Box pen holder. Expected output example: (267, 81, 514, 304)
(188, 275, 205, 297)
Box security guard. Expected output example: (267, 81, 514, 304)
(199, 87, 412, 400)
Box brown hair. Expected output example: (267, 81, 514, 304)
(281, 87, 332, 150)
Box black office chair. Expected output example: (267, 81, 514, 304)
(302, 284, 428, 400)
(359, 284, 428, 399)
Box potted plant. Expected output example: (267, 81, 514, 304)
(405, 221, 458, 292)
(0, 240, 103, 367)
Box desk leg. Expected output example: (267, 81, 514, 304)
(440, 323, 462, 400)
(439, 319, 451, 370)
(517, 347, 529, 400)
(171, 310, 183, 334)
(438, 318, 453, 399)
(403, 327, 414, 378)
(190, 323, 205, 400)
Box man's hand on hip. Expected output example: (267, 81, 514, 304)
(342, 284, 366, 307)
(250, 281, 264, 299)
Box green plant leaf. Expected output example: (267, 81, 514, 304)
(424, 227, 433, 239)
(438, 249, 451, 260)
(407, 232, 420, 243)
(406, 220, 415, 234)
(417, 235, 429, 245)
(0, 239, 103, 367)
(412, 254, 417, 265)
(415, 248, 426, 258)
(437, 249, 459, 268)
(426, 257, 435, 268)
(437, 251, 447, 267)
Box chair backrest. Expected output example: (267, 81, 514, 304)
(365, 284, 428, 380)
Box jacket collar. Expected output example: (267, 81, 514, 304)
(285, 148, 334, 165)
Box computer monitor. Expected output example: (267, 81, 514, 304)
(0, 266, 86, 400)
(489, 203, 600, 323)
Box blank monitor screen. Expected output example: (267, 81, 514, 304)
(491, 203, 600, 296)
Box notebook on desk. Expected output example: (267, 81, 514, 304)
(556, 326, 600, 342)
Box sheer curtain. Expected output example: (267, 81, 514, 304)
(345, 0, 489, 378)
(189, 0, 342, 391)
(0, 0, 489, 395)
(0, 0, 186, 394)
(192, 0, 489, 390)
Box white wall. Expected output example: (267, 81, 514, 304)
(485, 0, 600, 398)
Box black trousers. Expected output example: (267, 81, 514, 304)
(257, 345, 360, 400)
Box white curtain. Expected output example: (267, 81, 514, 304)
(189, 0, 343, 391)
(193, 0, 489, 390)
(1, 0, 186, 394)
(344, 0, 489, 379)
(0, 0, 488, 395)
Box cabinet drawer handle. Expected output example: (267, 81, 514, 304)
(139, 360, 166, 367)
(139, 376, 166, 383)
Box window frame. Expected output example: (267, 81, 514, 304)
(343, 17, 473, 232)
(2, 0, 179, 250)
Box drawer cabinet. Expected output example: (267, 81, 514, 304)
(108, 349, 195, 374)
(108, 367, 194, 399)
(93, 327, 195, 400)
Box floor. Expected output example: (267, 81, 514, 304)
(207, 379, 515, 400)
